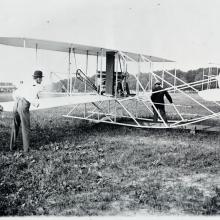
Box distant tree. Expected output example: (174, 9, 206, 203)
(51, 67, 219, 93)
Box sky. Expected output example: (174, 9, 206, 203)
(1, 0, 220, 84)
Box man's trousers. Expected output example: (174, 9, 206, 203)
(10, 98, 30, 152)
(152, 105, 167, 123)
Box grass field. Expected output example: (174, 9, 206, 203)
(0, 93, 13, 102)
(0, 93, 220, 216)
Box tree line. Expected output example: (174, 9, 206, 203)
(49, 67, 219, 92)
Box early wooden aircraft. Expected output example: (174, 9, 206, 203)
(0, 37, 220, 131)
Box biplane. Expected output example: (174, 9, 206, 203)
(0, 37, 220, 131)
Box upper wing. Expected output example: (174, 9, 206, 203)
(0, 37, 174, 62)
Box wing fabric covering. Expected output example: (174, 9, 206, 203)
(0, 37, 174, 62)
(198, 89, 220, 102)
(0, 94, 113, 112)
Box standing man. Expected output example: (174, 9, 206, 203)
(151, 81, 173, 123)
(117, 72, 130, 97)
(10, 70, 44, 152)
(121, 72, 130, 97)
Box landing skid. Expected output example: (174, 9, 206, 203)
(62, 95, 220, 132)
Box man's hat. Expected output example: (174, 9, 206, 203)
(154, 80, 161, 85)
(33, 70, 44, 79)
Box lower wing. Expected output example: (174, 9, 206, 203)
(198, 89, 220, 102)
(0, 94, 113, 112)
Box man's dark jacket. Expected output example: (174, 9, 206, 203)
(151, 85, 173, 109)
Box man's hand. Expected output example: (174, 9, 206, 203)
(32, 102, 40, 108)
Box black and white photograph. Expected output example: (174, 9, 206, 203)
(0, 0, 220, 218)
